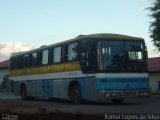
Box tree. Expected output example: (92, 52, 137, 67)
(149, 0, 160, 51)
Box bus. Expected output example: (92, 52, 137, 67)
(9, 33, 149, 104)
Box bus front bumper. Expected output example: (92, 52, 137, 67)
(100, 90, 150, 99)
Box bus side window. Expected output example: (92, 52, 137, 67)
(15, 56, 22, 69)
(41, 50, 49, 65)
(31, 52, 38, 67)
(23, 55, 29, 68)
(68, 43, 78, 61)
(53, 47, 61, 63)
(80, 40, 96, 73)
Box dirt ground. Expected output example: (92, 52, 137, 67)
(0, 99, 104, 120)
(1, 93, 160, 120)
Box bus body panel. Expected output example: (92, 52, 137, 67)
(11, 72, 149, 101)
(96, 77, 149, 90)
(42, 80, 53, 98)
(9, 33, 149, 102)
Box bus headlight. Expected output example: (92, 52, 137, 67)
(143, 91, 149, 96)
(105, 93, 111, 97)
(135, 92, 139, 95)
(112, 92, 117, 96)
(140, 92, 144, 96)
(120, 92, 124, 96)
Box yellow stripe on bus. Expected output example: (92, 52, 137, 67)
(9, 62, 81, 77)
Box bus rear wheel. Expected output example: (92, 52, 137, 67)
(111, 99, 123, 104)
(69, 83, 81, 104)
(20, 84, 27, 100)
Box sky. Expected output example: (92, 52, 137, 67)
(0, 0, 159, 61)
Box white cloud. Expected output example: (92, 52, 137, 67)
(0, 41, 32, 61)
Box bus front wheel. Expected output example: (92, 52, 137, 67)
(69, 83, 81, 104)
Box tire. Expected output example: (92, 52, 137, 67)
(20, 85, 27, 100)
(69, 83, 81, 104)
(111, 99, 123, 104)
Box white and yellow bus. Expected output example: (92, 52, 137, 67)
(9, 33, 149, 104)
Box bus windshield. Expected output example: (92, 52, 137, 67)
(97, 40, 147, 72)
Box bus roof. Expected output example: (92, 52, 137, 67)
(75, 33, 144, 41)
(11, 33, 144, 57)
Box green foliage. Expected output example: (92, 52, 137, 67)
(149, 0, 160, 51)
